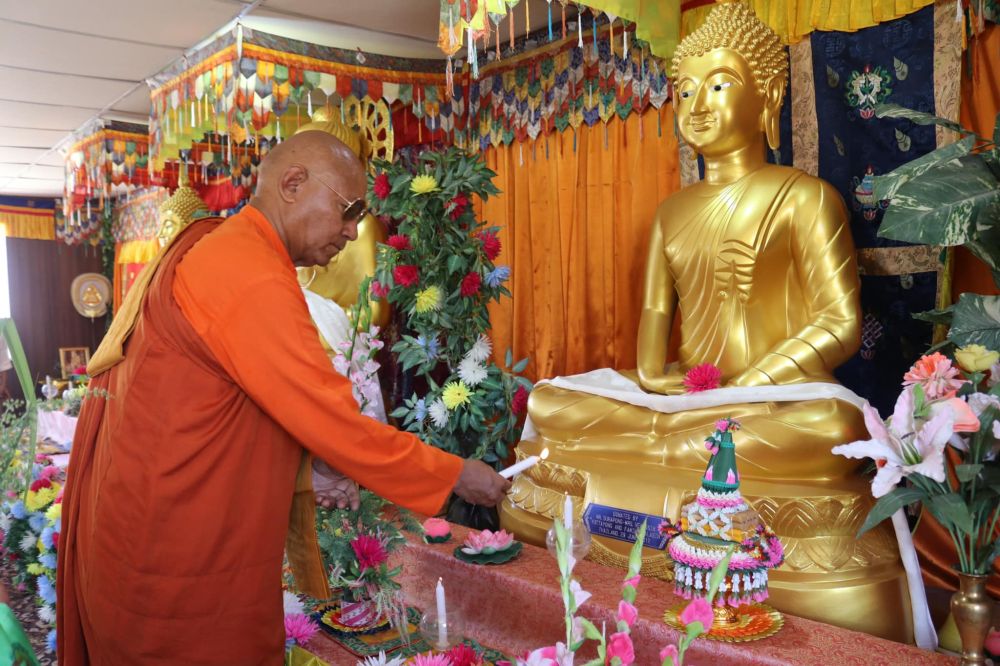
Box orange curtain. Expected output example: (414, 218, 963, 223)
(914, 23, 1000, 598)
(952, 23, 1000, 301)
(479, 106, 681, 381)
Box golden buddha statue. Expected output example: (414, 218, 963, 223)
(157, 168, 206, 248)
(294, 108, 388, 336)
(500, 2, 914, 643)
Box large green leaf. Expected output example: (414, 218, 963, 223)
(875, 103, 966, 134)
(948, 294, 1000, 349)
(877, 155, 1000, 246)
(927, 493, 974, 536)
(858, 486, 925, 537)
(872, 135, 976, 201)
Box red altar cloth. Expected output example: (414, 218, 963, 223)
(307, 524, 956, 665)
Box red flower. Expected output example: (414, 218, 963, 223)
(30, 478, 52, 493)
(350, 534, 388, 572)
(387, 234, 411, 251)
(446, 644, 482, 666)
(475, 231, 501, 261)
(370, 280, 391, 300)
(511, 386, 529, 415)
(51, 532, 59, 551)
(449, 192, 469, 221)
(393, 265, 419, 287)
(373, 172, 391, 200)
(460, 271, 482, 297)
(682, 363, 722, 393)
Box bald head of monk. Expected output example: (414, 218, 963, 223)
(249, 130, 367, 267)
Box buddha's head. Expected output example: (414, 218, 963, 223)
(157, 170, 207, 247)
(672, 2, 787, 156)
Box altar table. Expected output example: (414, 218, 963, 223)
(305, 523, 956, 665)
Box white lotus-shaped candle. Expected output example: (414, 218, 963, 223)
(460, 529, 515, 556)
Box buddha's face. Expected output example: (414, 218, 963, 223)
(674, 48, 768, 157)
(157, 214, 181, 248)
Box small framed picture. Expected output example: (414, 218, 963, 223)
(59, 347, 90, 379)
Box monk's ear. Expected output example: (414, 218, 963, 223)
(278, 165, 308, 203)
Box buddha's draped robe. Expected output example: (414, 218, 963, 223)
(57, 206, 463, 665)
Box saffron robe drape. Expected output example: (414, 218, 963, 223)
(58, 207, 463, 665)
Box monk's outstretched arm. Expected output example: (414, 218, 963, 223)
(732, 179, 861, 386)
(190, 276, 464, 516)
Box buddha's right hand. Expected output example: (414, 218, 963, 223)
(452, 459, 511, 507)
(637, 370, 687, 395)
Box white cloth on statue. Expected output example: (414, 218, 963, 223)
(522, 367, 936, 651)
(301, 288, 386, 423)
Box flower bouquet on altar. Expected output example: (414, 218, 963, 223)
(832, 350, 999, 576)
(315, 490, 421, 633)
(366, 149, 533, 528)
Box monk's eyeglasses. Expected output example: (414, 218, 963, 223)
(295, 164, 368, 222)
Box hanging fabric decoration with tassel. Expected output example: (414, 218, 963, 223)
(547, 0, 554, 41)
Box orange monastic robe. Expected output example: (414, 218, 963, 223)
(57, 207, 463, 665)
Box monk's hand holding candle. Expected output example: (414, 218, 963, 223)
(452, 458, 511, 508)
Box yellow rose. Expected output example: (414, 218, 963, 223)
(954, 344, 1000, 373)
(409, 173, 439, 195)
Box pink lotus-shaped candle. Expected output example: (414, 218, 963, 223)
(423, 517, 452, 543)
(461, 529, 515, 555)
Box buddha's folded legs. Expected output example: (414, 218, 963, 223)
(528, 383, 866, 479)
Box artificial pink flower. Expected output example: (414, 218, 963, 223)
(460, 271, 482, 297)
(373, 172, 391, 200)
(683, 363, 722, 393)
(659, 644, 679, 665)
(461, 529, 514, 555)
(284, 612, 318, 646)
(393, 264, 420, 287)
(679, 596, 714, 629)
(350, 534, 388, 572)
(387, 234, 412, 251)
(446, 643, 483, 666)
(39, 466, 59, 481)
(423, 517, 451, 539)
(606, 632, 636, 665)
(475, 231, 501, 260)
(618, 600, 638, 627)
(934, 395, 981, 434)
(371, 280, 391, 299)
(449, 192, 469, 220)
(410, 655, 454, 666)
(903, 352, 965, 399)
(511, 386, 529, 415)
(623, 574, 641, 590)
(985, 629, 1000, 656)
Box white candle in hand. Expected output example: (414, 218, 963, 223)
(563, 494, 573, 532)
(498, 447, 550, 479)
(436, 577, 447, 647)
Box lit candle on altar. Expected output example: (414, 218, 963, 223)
(436, 577, 447, 646)
(563, 494, 573, 531)
(499, 447, 549, 479)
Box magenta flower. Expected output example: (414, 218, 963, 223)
(683, 363, 722, 393)
(617, 600, 638, 627)
(659, 644, 679, 664)
(284, 613, 318, 646)
(350, 534, 388, 572)
(679, 596, 714, 629)
(606, 632, 636, 665)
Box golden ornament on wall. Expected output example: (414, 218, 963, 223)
(71, 273, 112, 319)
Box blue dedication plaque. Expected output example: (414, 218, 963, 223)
(582, 503, 669, 550)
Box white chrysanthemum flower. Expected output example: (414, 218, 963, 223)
(466, 334, 492, 364)
(458, 356, 488, 387)
(429, 399, 449, 428)
(283, 590, 304, 615)
(19, 533, 35, 552)
(0, 512, 10, 533)
(357, 651, 406, 666)
(37, 604, 55, 624)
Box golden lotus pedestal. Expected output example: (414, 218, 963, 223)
(500, 441, 915, 644)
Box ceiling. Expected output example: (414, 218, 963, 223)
(0, 0, 557, 197)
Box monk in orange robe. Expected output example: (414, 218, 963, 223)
(57, 131, 510, 665)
